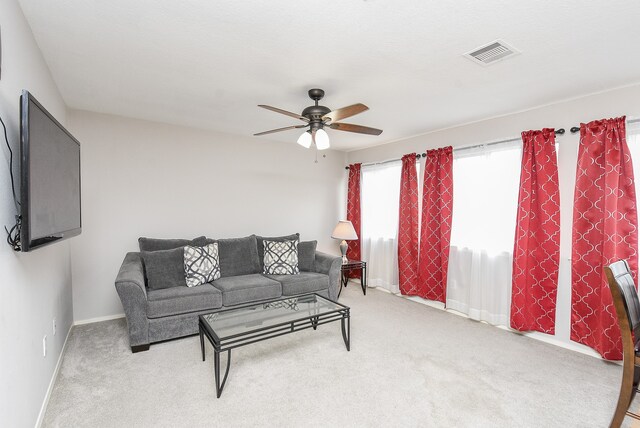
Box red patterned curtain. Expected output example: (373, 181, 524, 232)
(418, 147, 453, 303)
(398, 154, 419, 295)
(346, 164, 362, 263)
(571, 117, 638, 360)
(511, 129, 560, 334)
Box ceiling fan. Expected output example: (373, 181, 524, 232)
(254, 88, 383, 150)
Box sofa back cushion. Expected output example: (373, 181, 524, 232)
(218, 235, 261, 277)
(256, 233, 300, 270)
(138, 236, 207, 252)
(141, 247, 186, 289)
(298, 240, 317, 272)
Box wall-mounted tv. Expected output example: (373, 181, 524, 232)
(20, 90, 81, 251)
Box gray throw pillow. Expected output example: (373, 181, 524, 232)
(256, 233, 300, 269)
(184, 243, 221, 287)
(263, 239, 299, 275)
(138, 236, 207, 252)
(298, 240, 317, 272)
(141, 247, 186, 289)
(218, 235, 261, 277)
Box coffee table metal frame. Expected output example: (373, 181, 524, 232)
(198, 293, 351, 398)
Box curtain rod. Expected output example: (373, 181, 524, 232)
(453, 128, 565, 155)
(344, 155, 421, 170)
(569, 117, 640, 133)
(345, 128, 565, 170)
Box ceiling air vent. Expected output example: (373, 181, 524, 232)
(464, 40, 519, 66)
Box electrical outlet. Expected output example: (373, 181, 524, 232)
(53, 318, 56, 336)
(42, 335, 47, 357)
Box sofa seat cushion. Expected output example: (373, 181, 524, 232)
(147, 284, 222, 318)
(266, 272, 329, 296)
(212, 274, 282, 306)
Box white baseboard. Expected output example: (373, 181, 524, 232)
(35, 325, 72, 428)
(518, 330, 606, 360)
(74, 313, 125, 326)
(34, 314, 126, 427)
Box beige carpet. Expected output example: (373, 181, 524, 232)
(44, 284, 625, 427)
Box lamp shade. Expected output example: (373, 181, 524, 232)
(331, 220, 358, 240)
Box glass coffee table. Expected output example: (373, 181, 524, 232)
(198, 293, 351, 397)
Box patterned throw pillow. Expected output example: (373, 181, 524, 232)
(263, 239, 299, 275)
(184, 243, 221, 287)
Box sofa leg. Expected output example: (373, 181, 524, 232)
(131, 344, 150, 353)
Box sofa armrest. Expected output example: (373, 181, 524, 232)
(314, 251, 342, 301)
(115, 252, 149, 350)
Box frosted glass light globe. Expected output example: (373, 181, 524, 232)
(297, 131, 312, 148)
(315, 129, 330, 150)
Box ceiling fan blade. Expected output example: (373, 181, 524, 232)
(258, 105, 309, 122)
(329, 122, 383, 135)
(322, 103, 369, 123)
(253, 124, 307, 136)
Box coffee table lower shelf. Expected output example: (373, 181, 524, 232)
(198, 293, 351, 398)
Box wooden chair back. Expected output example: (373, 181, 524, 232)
(606, 260, 640, 341)
(605, 259, 640, 428)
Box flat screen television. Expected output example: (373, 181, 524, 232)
(20, 90, 81, 251)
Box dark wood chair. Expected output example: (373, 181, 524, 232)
(605, 260, 640, 428)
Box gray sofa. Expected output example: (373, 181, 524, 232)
(115, 234, 342, 352)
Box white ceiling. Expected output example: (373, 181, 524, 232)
(18, 0, 640, 151)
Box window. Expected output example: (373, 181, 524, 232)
(628, 122, 640, 197)
(360, 160, 420, 292)
(446, 142, 523, 326)
(361, 161, 402, 240)
(449, 143, 522, 254)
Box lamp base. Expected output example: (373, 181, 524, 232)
(340, 240, 348, 264)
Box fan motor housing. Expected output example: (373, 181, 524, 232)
(303, 88, 330, 125)
(301, 105, 331, 122)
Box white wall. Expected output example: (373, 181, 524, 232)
(347, 83, 640, 354)
(0, 1, 74, 427)
(66, 110, 346, 322)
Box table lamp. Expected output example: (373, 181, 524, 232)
(331, 220, 358, 264)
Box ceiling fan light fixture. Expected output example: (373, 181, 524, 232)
(297, 130, 312, 148)
(255, 88, 382, 150)
(315, 128, 330, 150)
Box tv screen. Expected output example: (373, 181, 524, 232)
(20, 90, 81, 251)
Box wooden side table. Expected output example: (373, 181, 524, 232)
(338, 260, 367, 299)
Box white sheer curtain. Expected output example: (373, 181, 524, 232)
(446, 143, 522, 326)
(628, 122, 640, 195)
(361, 161, 402, 293)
